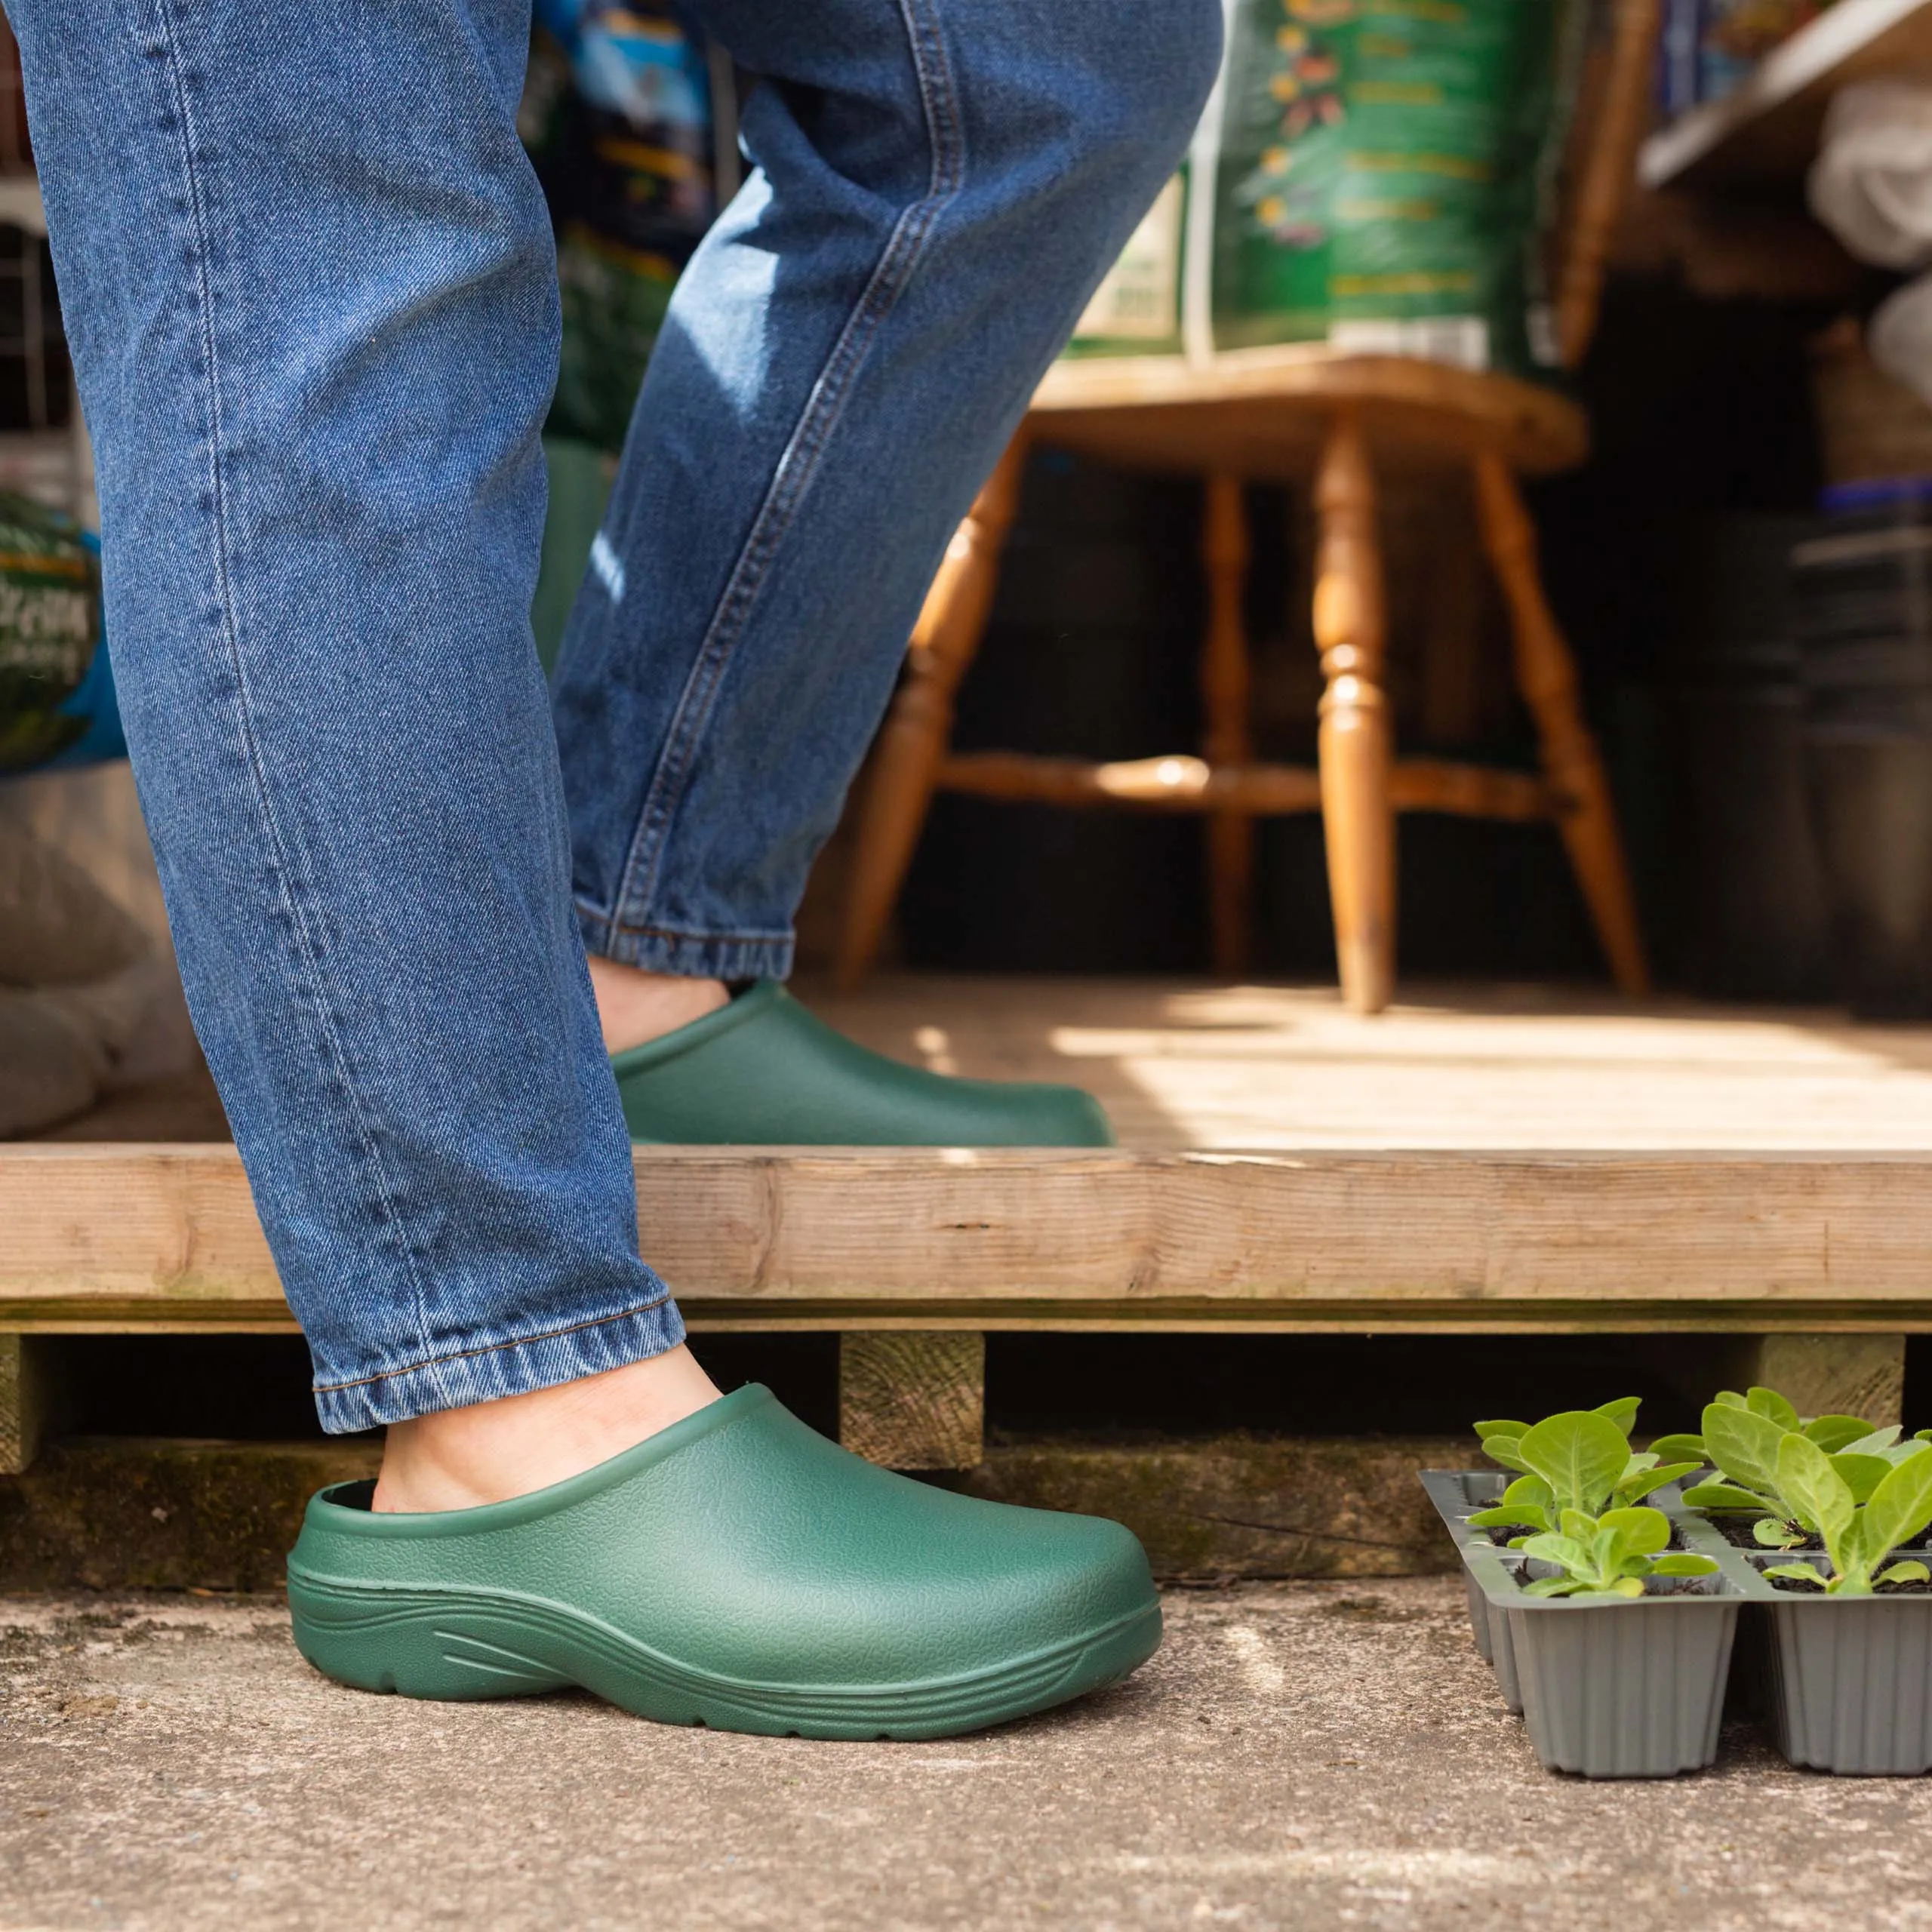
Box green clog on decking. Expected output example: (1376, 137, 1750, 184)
(288, 1386, 1160, 1740)
(610, 981, 1114, 1146)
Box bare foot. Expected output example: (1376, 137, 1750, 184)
(372, 1343, 723, 1513)
(586, 957, 729, 1056)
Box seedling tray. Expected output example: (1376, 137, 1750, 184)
(1426, 1471, 1521, 1706)
(1423, 1470, 1740, 1778)
(1740, 1552, 1932, 1774)
(1425, 1469, 1932, 1777)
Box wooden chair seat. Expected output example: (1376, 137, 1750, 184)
(834, 0, 1661, 1014)
(1032, 346, 1590, 481)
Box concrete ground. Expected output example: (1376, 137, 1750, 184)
(6, 1579, 1932, 1932)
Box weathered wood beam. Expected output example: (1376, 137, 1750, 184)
(0, 1432, 1467, 1590)
(0, 1333, 57, 1475)
(838, 1331, 985, 1469)
(1721, 1334, 1908, 1427)
(10, 1146, 1932, 1332)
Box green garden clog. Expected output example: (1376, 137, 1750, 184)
(610, 981, 1114, 1145)
(288, 1385, 1160, 1739)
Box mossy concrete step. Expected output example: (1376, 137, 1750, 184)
(0, 1433, 1464, 1591)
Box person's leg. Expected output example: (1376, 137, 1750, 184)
(8, 0, 710, 1458)
(17, 0, 1200, 1738)
(557, 0, 1223, 1135)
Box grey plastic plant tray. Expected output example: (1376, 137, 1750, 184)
(1422, 1470, 1741, 1777)
(1740, 1552, 1932, 1775)
(1425, 1468, 1932, 1777)
(1421, 1471, 1520, 1706)
(1423, 1469, 1507, 1647)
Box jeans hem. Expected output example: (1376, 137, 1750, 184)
(311, 1287, 688, 1432)
(576, 901, 795, 982)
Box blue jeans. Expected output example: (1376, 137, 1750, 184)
(11, 0, 1220, 1430)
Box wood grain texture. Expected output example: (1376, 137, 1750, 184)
(933, 753, 1549, 820)
(14, 1141, 1932, 1333)
(1030, 349, 1589, 478)
(0, 1332, 54, 1474)
(1555, 0, 1663, 367)
(1640, 0, 1932, 189)
(0, 1432, 1462, 1589)
(838, 1331, 985, 1469)
(1724, 1333, 1907, 1427)
(1313, 412, 1395, 1014)
(962, 1435, 1466, 1580)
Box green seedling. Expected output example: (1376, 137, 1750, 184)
(1760, 1432, 1932, 1596)
(1518, 1504, 1718, 1601)
(1654, 1386, 1875, 1471)
(1679, 1392, 1930, 1550)
(1469, 1402, 1702, 1543)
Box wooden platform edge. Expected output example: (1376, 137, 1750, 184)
(7, 1142, 1932, 1329)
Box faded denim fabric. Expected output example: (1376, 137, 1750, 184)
(9, 0, 1220, 1430)
(557, 0, 1224, 976)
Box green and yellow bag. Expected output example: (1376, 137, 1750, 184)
(0, 491, 109, 774)
(1071, 0, 1590, 379)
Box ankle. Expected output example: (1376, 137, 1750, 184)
(372, 1344, 723, 1513)
(586, 958, 728, 1056)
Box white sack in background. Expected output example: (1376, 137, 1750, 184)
(1808, 79, 1932, 269)
(0, 762, 199, 1088)
(0, 817, 166, 1135)
(0, 976, 152, 1138)
(0, 821, 146, 986)
(1871, 273, 1932, 408)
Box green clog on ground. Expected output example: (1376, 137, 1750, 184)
(288, 1386, 1160, 1740)
(610, 981, 1114, 1145)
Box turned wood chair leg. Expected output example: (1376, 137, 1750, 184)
(1202, 473, 1254, 977)
(1312, 411, 1395, 1014)
(1472, 451, 1651, 996)
(834, 435, 1030, 991)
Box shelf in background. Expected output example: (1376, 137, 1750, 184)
(1641, 0, 1932, 189)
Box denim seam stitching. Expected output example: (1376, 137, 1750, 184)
(309, 1291, 678, 1394)
(147, 0, 443, 1392)
(605, 0, 968, 931)
(575, 899, 791, 946)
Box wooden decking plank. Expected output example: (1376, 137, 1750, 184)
(8, 1142, 1932, 1331)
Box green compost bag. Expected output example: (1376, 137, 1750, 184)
(1071, 0, 1589, 379)
(0, 492, 105, 774)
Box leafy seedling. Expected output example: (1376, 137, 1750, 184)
(1681, 1394, 1930, 1550)
(1469, 1403, 1700, 1543)
(1762, 1432, 1932, 1596)
(1519, 1505, 1718, 1601)
(1657, 1386, 1880, 1469)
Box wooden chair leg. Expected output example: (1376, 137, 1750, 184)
(1202, 473, 1254, 977)
(834, 435, 1029, 991)
(1472, 452, 1651, 996)
(1312, 411, 1395, 1014)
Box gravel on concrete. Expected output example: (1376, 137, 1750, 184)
(6, 1577, 1932, 1931)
